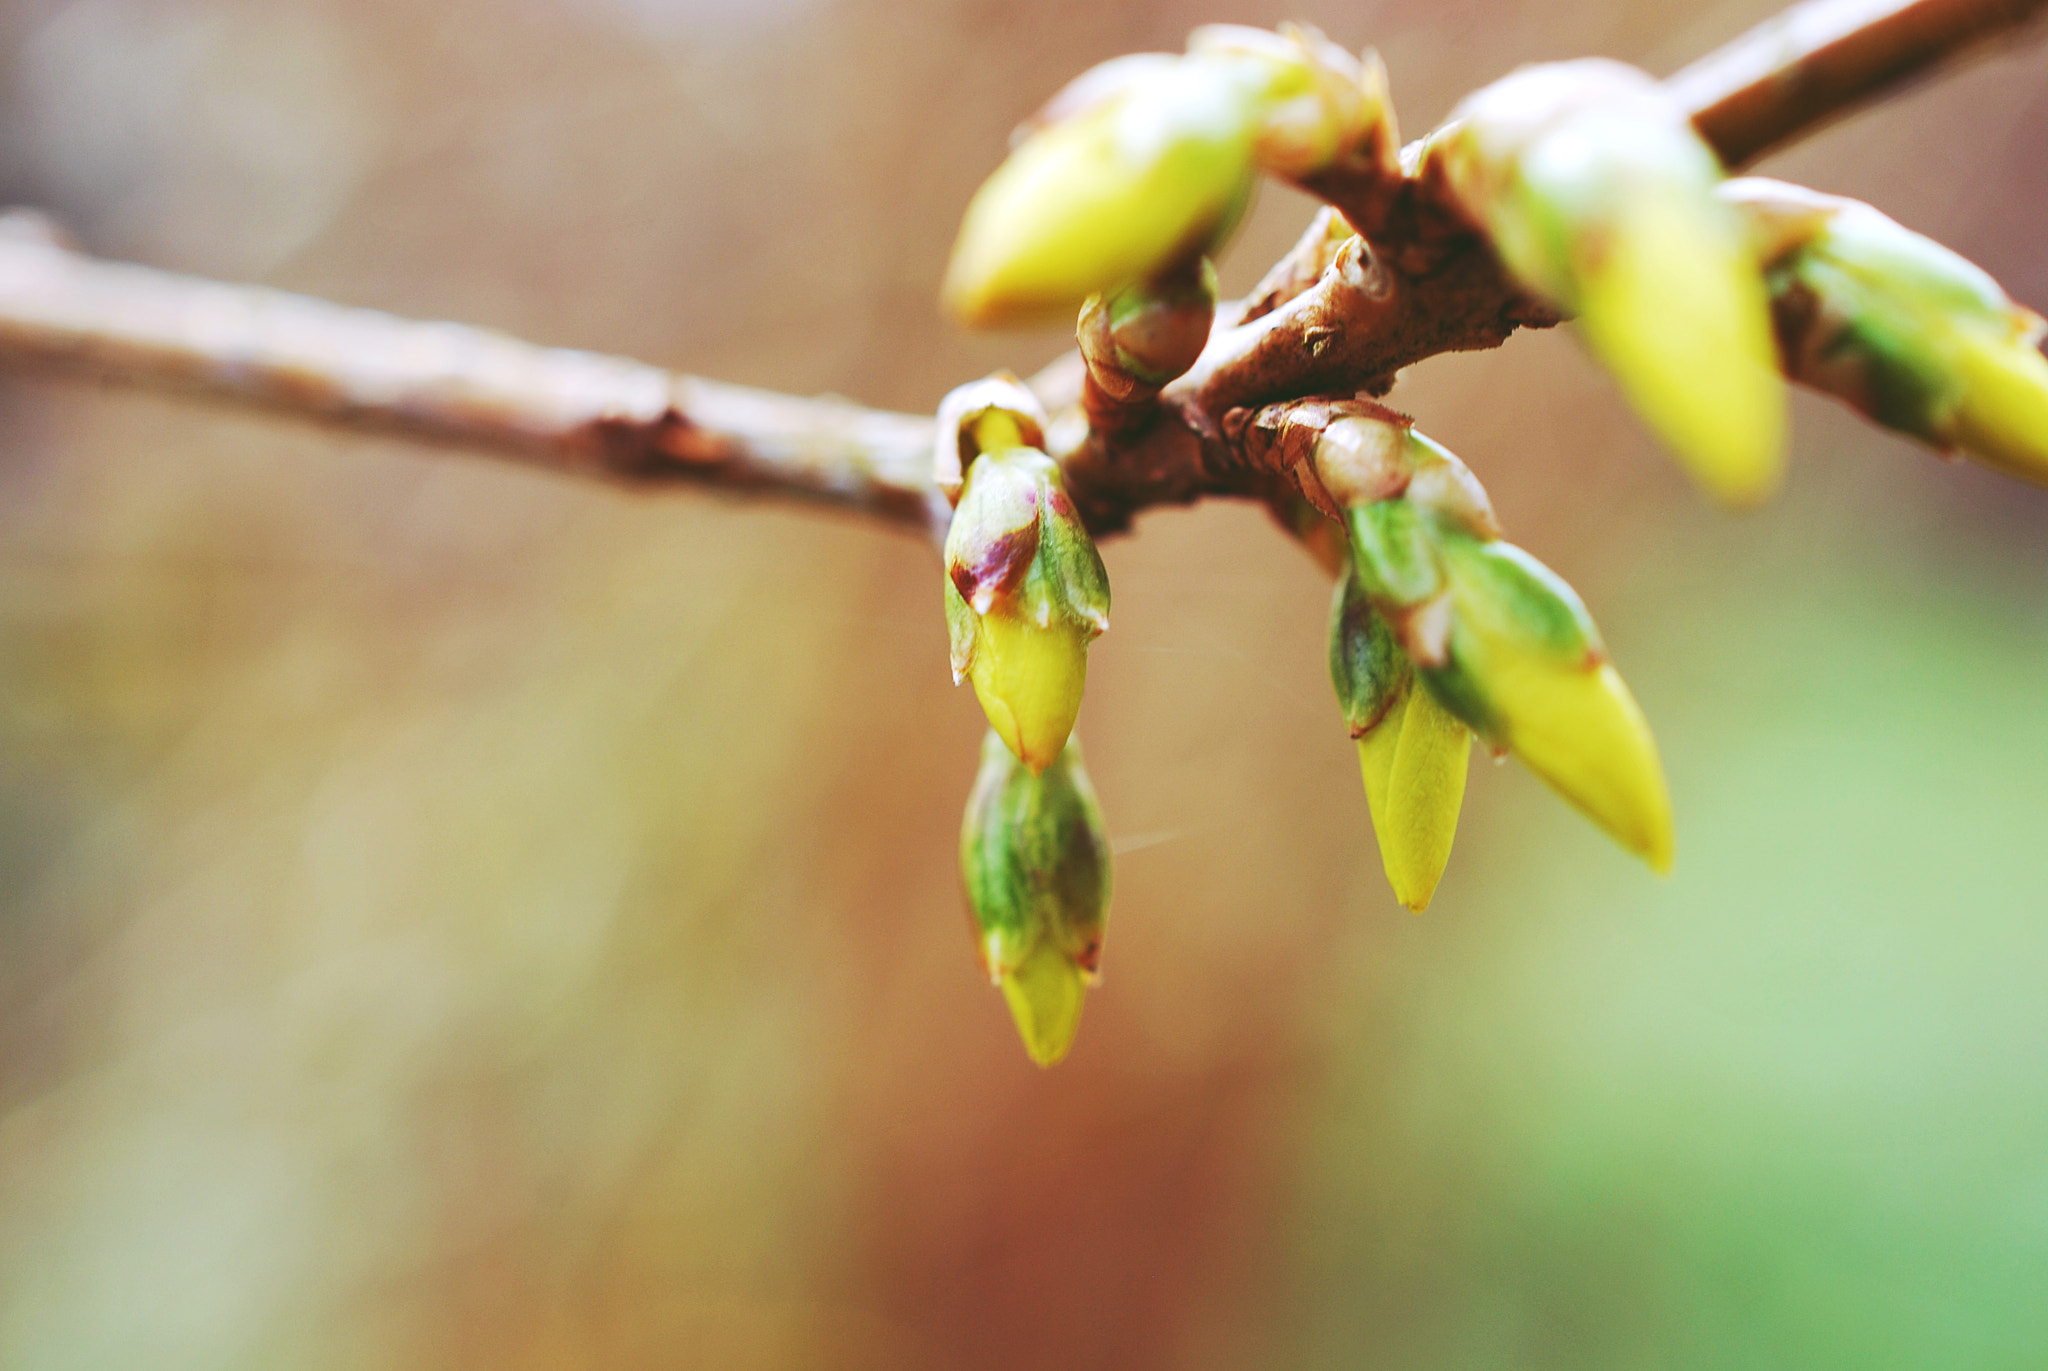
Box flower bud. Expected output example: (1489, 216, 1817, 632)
(1430, 61, 1786, 505)
(944, 28, 1393, 326)
(1329, 421, 1673, 870)
(945, 448, 1110, 773)
(961, 730, 1112, 1066)
(1425, 533, 1673, 871)
(1330, 564, 1470, 910)
(1722, 177, 2048, 484)
(933, 375, 1049, 503)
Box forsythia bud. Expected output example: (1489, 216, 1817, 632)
(961, 730, 1113, 1067)
(1422, 533, 1674, 872)
(944, 27, 1392, 326)
(945, 448, 1111, 773)
(1329, 562, 1470, 910)
(1312, 412, 1674, 870)
(1430, 61, 1786, 505)
(1723, 177, 2048, 484)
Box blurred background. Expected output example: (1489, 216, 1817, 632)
(0, 0, 2044, 1366)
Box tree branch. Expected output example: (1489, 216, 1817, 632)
(1673, 0, 2048, 169)
(0, 213, 945, 537)
(0, 0, 2039, 542)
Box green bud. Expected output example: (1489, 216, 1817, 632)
(1723, 177, 2048, 484)
(946, 448, 1111, 773)
(1430, 61, 1786, 505)
(961, 730, 1113, 1066)
(1328, 558, 1409, 736)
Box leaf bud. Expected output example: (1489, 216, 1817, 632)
(1722, 177, 2048, 484)
(1429, 61, 1786, 505)
(960, 730, 1112, 1066)
(945, 448, 1110, 772)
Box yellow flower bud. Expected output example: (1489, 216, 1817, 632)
(1433, 536, 1673, 871)
(943, 55, 1267, 327)
(966, 612, 1091, 776)
(1950, 328, 2048, 483)
(1356, 678, 1472, 911)
(998, 937, 1090, 1067)
(1571, 192, 1786, 507)
(1722, 178, 2048, 486)
(1433, 61, 1786, 505)
(961, 731, 1111, 1068)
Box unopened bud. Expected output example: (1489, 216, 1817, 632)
(1081, 259, 1218, 390)
(1426, 533, 1673, 871)
(1330, 565, 1469, 909)
(945, 27, 1394, 326)
(1723, 177, 2048, 484)
(1430, 61, 1786, 505)
(961, 730, 1112, 1066)
(933, 375, 1049, 503)
(945, 448, 1110, 772)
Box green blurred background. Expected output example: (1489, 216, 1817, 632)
(0, 0, 2044, 1366)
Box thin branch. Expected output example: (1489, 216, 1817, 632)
(1673, 0, 2048, 168)
(0, 213, 944, 537)
(0, 0, 2040, 541)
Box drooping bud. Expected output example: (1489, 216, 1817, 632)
(944, 27, 1394, 326)
(1722, 177, 2048, 484)
(1329, 561, 1470, 910)
(960, 730, 1112, 1066)
(1429, 61, 1786, 505)
(945, 447, 1110, 773)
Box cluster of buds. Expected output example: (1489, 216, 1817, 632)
(1277, 402, 1674, 900)
(959, 730, 1113, 1066)
(943, 24, 1395, 327)
(1426, 61, 1787, 506)
(930, 24, 2047, 1064)
(1722, 177, 2048, 484)
(938, 377, 1115, 1063)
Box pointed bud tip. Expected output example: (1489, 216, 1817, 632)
(1356, 682, 1471, 913)
(999, 941, 1088, 1066)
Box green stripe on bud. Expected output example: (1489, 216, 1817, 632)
(961, 731, 1112, 1067)
(946, 448, 1111, 773)
(1431, 61, 1786, 505)
(1330, 564, 1470, 910)
(1723, 177, 2048, 485)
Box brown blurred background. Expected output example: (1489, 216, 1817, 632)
(0, 1, 2045, 1367)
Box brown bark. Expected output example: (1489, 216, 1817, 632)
(0, 0, 2039, 541)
